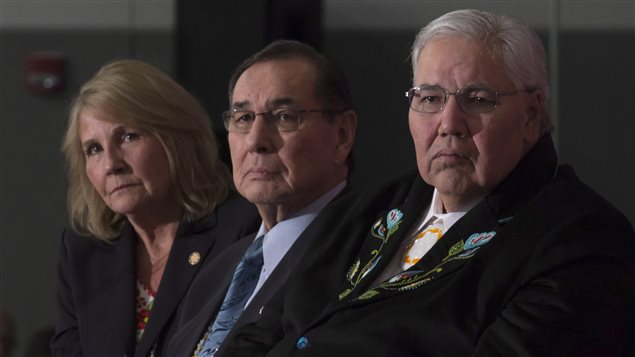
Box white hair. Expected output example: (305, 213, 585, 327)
(411, 9, 551, 133)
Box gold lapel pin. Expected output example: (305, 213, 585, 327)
(188, 252, 201, 266)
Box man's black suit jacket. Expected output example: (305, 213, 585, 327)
(51, 193, 259, 357)
(221, 135, 635, 356)
(163, 184, 400, 356)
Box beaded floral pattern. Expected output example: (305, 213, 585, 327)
(339, 203, 498, 302)
(338, 208, 404, 301)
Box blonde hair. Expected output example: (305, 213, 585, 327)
(62, 59, 230, 240)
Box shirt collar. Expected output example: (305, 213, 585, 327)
(418, 188, 482, 232)
(255, 180, 346, 268)
(244, 181, 346, 307)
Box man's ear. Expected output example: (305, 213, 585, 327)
(334, 110, 357, 165)
(523, 90, 543, 144)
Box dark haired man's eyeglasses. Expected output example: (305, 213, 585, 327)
(405, 85, 533, 114)
(222, 108, 332, 133)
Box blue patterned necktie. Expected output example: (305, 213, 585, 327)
(195, 235, 265, 357)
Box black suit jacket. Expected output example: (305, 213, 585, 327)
(221, 135, 635, 356)
(164, 183, 399, 356)
(51, 193, 260, 357)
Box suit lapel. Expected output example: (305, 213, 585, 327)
(166, 234, 255, 356)
(408, 201, 501, 278)
(91, 224, 137, 356)
(374, 200, 501, 295)
(304, 203, 503, 337)
(235, 218, 320, 327)
(135, 215, 220, 356)
(333, 180, 432, 302)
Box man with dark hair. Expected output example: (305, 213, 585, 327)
(162, 40, 357, 356)
(219, 10, 635, 356)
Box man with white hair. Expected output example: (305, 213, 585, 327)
(219, 9, 635, 356)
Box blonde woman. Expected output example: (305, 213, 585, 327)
(51, 59, 259, 356)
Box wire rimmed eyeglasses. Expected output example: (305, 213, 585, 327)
(222, 108, 333, 133)
(405, 85, 533, 114)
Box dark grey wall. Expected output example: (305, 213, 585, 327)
(326, 30, 415, 186)
(558, 31, 635, 221)
(176, 1, 267, 166)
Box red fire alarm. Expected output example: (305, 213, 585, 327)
(25, 52, 66, 95)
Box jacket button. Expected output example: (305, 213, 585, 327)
(296, 336, 309, 349)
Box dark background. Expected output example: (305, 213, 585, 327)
(0, 1, 633, 355)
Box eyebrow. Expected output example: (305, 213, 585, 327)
(80, 138, 97, 149)
(463, 82, 489, 88)
(232, 97, 297, 110)
(79, 124, 126, 147)
(416, 82, 491, 90)
(416, 83, 441, 89)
